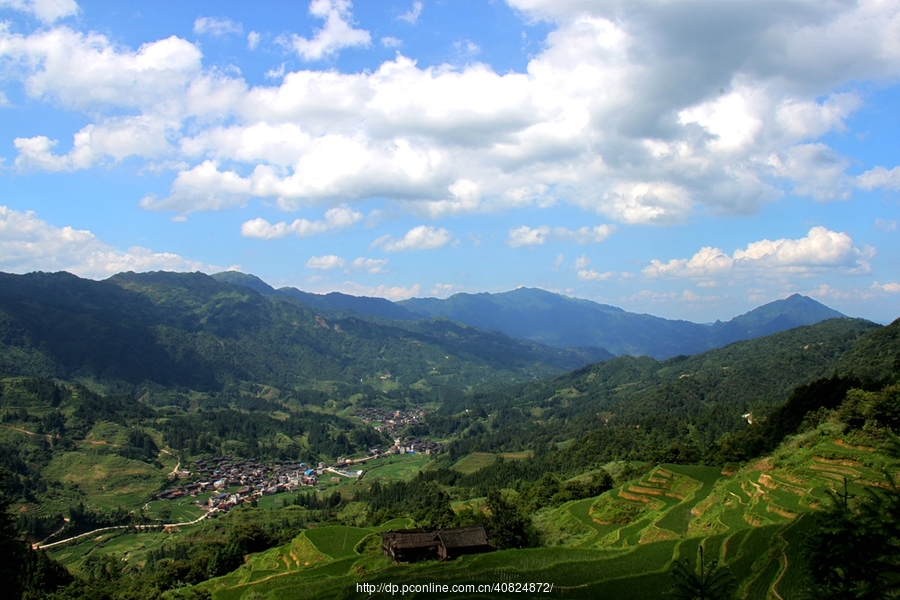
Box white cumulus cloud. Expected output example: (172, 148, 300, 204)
(306, 255, 345, 270)
(578, 269, 614, 281)
(871, 282, 900, 294)
(240, 205, 363, 239)
(0, 205, 214, 278)
(14, 115, 177, 171)
(508, 224, 614, 247)
(194, 17, 243, 37)
(141, 161, 252, 213)
(334, 281, 421, 300)
(508, 225, 550, 247)
(644, 227, 874, 279)
(855, 165, 900, 191)
(289, 0, 371, 61)
(351, 257, 388, 274)
(0, 0, 77, 24)
(0, 27, 202, 113)
(1, 0, 899, 227)
(398, 1, 423, 25)
(371, 225, 453, 252)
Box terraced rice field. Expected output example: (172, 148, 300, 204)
(305, 526, 373, 559)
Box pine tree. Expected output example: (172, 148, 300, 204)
(669, 545, 737, 600)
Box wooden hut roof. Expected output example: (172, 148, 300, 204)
(437, 526, 490, 549)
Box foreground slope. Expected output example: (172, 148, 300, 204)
(188, 423, 897, 599)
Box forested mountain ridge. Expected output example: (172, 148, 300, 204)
(432, 317, 882, 462)
(0, 270, 608, 392)
(401, 287, 712, 357)
(399, 288, 848, 358)
(211, 271, 422, 321)
(211, 271, 850, 359)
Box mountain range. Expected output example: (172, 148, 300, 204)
(0, 270, 609, 391)
(213, 271, 847, 359)
(0, 269, 852, 393)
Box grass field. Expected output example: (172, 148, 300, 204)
(50, 530, 170, 569)
(654, 464, 723, 535)
(305, 526, 374, 559)
(361, 454, 433, 481)
(143, 498, 205, 522)
(450, 451, 532, 475)
(42, 450, 165, 510)
(254, 491, 298, 510)
(451, 452, 499, 475)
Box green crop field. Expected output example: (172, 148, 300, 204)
(25, 393, 894, 600)
(654, 465, 723, 534)
(373, 517, 415, 531)
(35, 433, 885, 600)
(143, 498, 205, 522)
(450, 451, 534, 475)
(499, 450, 533, 460)
(451, 452, 500, 474)
(254, 491, 298, 510)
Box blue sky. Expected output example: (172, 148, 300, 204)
(0, 0, 898, 323)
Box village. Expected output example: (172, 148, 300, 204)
(354, 407, 426, 435)
(153, 435, 445, 514)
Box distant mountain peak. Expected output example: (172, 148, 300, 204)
(211, 271, 277, 295)
(748, 293, 844, 318)
(710, 294, 846, 346)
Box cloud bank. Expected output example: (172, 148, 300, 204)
(0, 205, 218, 278)
(643, 227, 874, 280)
(1, 0, 896, 227)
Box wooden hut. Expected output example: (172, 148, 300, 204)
(381, 529, 440, 562)
(437, 526, 493, 560)
(381, 526, 493, 563)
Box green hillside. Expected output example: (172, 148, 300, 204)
(431, 317, 880, 464)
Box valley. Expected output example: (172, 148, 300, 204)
(0, 270, 897, 599)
